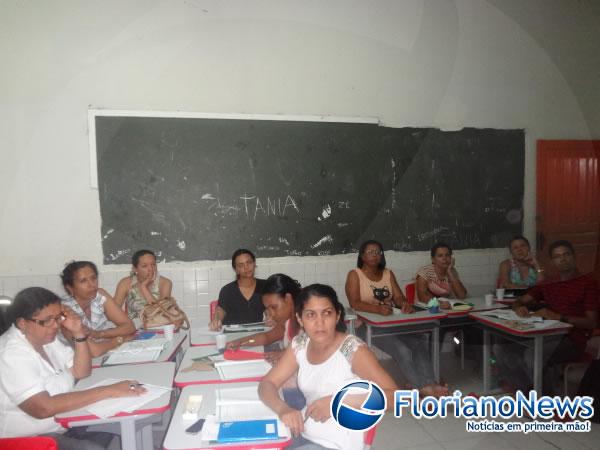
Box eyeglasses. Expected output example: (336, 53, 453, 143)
(26, 313, 65, 327)
(364, 250, 383, 256)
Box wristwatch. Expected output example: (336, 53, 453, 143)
(72, 335, 88, 343)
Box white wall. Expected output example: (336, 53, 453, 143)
(1, 1, 599, 316)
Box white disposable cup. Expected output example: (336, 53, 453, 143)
(496, 288, 505, 300)
(215, 333, 227, 352)
(163, 324, 175, 341)
(485, 294, 494, 306)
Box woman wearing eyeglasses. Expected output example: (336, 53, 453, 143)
(61, 261, 135, 357)
(345, 240, 409, 314)
(0, 287, 145, 447)
(345, 240, 447, 392)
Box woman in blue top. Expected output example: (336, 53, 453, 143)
(498, 236, 545, 289)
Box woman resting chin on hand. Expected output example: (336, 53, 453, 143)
(0, 287, 145, 448)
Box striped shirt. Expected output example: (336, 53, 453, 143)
(62, 292, 115, 331)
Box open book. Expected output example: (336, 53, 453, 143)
(214, 359, 271, 381)
(102, 337, 167, 365)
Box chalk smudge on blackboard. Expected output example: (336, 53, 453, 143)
(102, 228, 114, 240)
(417, 227, 448, 242)
(317, 204, 332, 221)
(108, 249, 131, 261)
(278, 237, 290, 246)
(337, 223, 349, 228)
(150, 231, 161, 236)
(311, 235, 333, 249)
(177, 240, 186, 251)
(131, 197, 155, 212)
(207, 197, 240, 216)
(201, 193, 215, 200)
(146, 169, 165, 182)
(257, 245, 280, 251)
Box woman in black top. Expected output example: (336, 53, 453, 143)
(209, 249, 266, 330)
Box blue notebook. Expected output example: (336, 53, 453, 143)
(217, 419, 278, 442)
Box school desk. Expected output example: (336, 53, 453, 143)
(469, 311, 572, 394)
(163, 382, 291, 450)
(175, 346, 268, 387)
(356, 309, 447, 382)
(55, 362, 175, 450)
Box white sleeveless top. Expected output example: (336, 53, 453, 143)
(292, 333, 365, 450)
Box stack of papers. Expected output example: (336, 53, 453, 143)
(478, 309, 564, 330)
(102, 337, 167, 365)
(84, 378, 172, 418)
(479, 309, 543, 323)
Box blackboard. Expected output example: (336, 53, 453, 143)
(94, 115, 524, 263)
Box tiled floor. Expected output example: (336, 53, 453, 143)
(375, 351, 600, 450)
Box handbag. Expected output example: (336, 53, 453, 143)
(141, 297, 190, 330)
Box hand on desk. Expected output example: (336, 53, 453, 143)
(532, 308, 561, 321)
(513, 306, 530, 318)
(377, 304, 393, 315)
(103, 380, 147, 398)
(399, 302, 415, 314)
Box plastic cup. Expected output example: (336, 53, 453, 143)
(163, 324, 175, 341)
(496, 288, 505, 300)
(215, 333, 227, 353)
(485, 294, 494, 306)
(429, 306, 440, 314)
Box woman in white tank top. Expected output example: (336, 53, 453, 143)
(259, 284, 398, 450)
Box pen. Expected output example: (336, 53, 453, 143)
(129, 383, 144, 390)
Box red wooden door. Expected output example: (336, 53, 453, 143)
(536, 140, 600, 279)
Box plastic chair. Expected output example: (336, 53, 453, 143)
(404, 282, 416, 304)
(0, 437, 58, 450)
(364, 425, 378, 450)
(345, 306, 358, 336)
(209, 300, 218, 321)
(406, 282, 466, 370)
(0, 296, 12, 336)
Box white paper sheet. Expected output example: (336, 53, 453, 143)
(84, 378, 172, 418)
